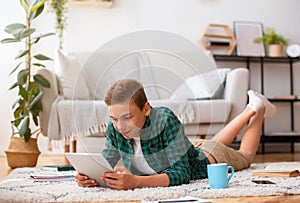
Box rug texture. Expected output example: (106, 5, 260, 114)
(0, 162, 300, 202)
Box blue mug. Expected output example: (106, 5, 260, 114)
(207, 163, 234, 189)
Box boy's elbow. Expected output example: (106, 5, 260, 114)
(167, 173, 190, 186)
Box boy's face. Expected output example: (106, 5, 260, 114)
(108, 102, 150, 139)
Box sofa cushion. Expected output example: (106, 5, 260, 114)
(54, 50, 90, 100)
(187, 99, 231, 123)
(150, 99, 231, 124)
(170, 68, 230, 100)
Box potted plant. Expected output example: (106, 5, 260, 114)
(1, 0, 54, 168)
(254, 28, 288, 57)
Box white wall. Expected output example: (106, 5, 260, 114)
(1, 0, 300, 154)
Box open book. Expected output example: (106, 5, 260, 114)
(252, 162, 300, 177)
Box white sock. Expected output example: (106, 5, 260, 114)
(247, 90, 264, 112)
(252, 91, 277, 118)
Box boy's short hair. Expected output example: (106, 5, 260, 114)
(104, 79, 148, 110)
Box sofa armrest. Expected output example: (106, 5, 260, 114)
(224, 68, 249, 122)
(37, 68, 59, 137)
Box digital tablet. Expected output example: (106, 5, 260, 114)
(65, 153, 113, 187)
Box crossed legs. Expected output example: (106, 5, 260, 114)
(212, 90, 276, 161)
(213, 106, 264, 161)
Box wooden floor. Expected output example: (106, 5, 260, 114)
(1, 153, 300, 203)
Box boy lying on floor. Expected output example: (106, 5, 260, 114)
(76, 79, 276, 190)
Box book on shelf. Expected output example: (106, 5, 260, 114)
(252, 162, 300, 177)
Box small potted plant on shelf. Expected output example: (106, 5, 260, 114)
(254, 28, 288, 57)
(1, 0, 54, 168)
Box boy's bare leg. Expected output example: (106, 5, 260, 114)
(202, 107, 257, 164)
(212, 90, 276, 147)
(239, 106, 265, 161)
(212, 107, 256, 146)
(201, 90, 276, 164)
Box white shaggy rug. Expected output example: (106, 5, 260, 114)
(0, 162, 300, 202)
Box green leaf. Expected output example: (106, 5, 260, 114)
(24, 128, 31, 142)
(30, 0, 46, 13)
(12, 96, 21, 109)
(19, 99, 26, 112)
(29, 91, 43, 108)
(33, 32, 55, 39)
(31, 37, 40, 44)
(9, 82, 18, 90)
(9, 62, 23, 76)
(19, 115, 29, 137)
(18, 85, 28, 101)
(13, 106, 22, 118)
(32, 114, 38, 126)
(17, 69, 29, 85)
(34, 74, 50, 88)
(15, 50, 29, 59)
(4, 23, 26, 34)
(10, 27, 36, 39)
(254, 28, 288, 46)
(28, 82, 40, 95)
(12, 112, 23, 127)
(30, 99, 42, 126)
(18, 28, 36, 39)
(31, 32, 55, 44)
(19, 0, 29, 13)
(30, 5, 44, 20)
(1, 38, 21, 43)
(33, 54, 52, 61)
(31, 99, 42, 116)
(32, 63, 45, 68)
(29, 0, 46, 20)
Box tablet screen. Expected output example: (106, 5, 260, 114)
(65, 153, 113, 187)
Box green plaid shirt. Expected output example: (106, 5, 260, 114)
(102, 106, 209, 186)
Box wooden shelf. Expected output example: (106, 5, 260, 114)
(214, 54, 300, 153)
(214, 54, 300, 64)
(264, 131, 300, 137)
(198, 24, 236, 55)
(67, 0, 114, 8)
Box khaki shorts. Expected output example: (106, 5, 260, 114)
(192, 139, 252, 171)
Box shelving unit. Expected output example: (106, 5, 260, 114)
(198, 24, 236, 55)
(67, 0, 114, 8)
(214, 54, 300, 153)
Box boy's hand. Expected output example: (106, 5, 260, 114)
(101, 172, 138, 190)
(114, 166, 131, 174)
(75, 173, 98, 187)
